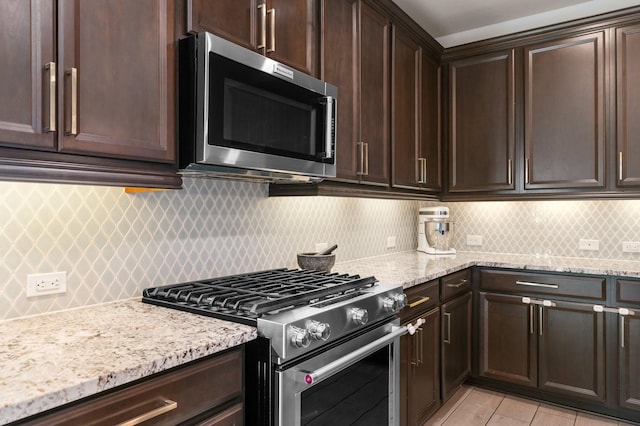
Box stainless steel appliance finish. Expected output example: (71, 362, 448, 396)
(179, 32, 337, 183)
(142, 268, 410, 425)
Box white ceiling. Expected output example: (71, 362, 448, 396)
(392, 0, 640, 48)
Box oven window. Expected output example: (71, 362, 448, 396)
(300, 346, 390, 425)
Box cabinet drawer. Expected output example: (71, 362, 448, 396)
(617, 278, 640, 304)
(441, 269, 472, 301)
(400, 279, 439, 321)
(481, 269, 606, 300)
(21, 348, 243, 426)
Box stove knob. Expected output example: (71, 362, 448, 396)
(290, 326, 311, 348)
(307, 321, 331, 341)
(350, 307, 369, 325)
(383, 293, 408, 312)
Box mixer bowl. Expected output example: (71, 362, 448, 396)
(424, 220, 453, 251)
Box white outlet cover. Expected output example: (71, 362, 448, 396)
(27, 271, 67, 298)
(387, 236, 396, 248)
(579, 239, 600, 251)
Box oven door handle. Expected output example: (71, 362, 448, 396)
(301, 319, 423, 385)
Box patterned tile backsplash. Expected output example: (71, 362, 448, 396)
(2, 177, 640, 320)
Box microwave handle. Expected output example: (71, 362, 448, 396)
(321, 96, 336, 160)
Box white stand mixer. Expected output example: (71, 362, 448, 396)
(418, 206, 456, 255)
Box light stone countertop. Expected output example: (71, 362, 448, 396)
(0, 299, 257, 425)
(4, 251, 640, 424)
(333, 251, 640, 289)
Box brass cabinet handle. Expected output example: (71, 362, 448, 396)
(446, 279, 468, 289)
(116, 398, 177, 426)
(516, 280, 559, 289)
(357, 142, 369, 176)
(408, 296, 430, 308)
(267, 8, 276, 53)
(443, 312, 451, 344)
(44, 62, 56, 132)
(257, 4, 266, 49)
(65, 68, 78, 135)
(619, 151, 624, 182)
(417, 158, 426, 184)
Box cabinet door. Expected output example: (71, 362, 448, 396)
(538, 303, 606, 402)
(322, 0, 359, 182)
(448, 50, 515, 192)
(391, 26, 441, 192)
(619, 314, 640, 412)
(186, 0, 259, 51)
(616, 24, 640, 187)
(478, 292, 537, 387)
(359, 1, 390, 186)
(58, 0, 175, 163)
(391, 25, 420, 190)
(401, 308, 440, 426)
(0, 0, 56, 149)
(267, 0, 319, 76)
(421, 52, 442, 191)
(524, 32, 605, 190)
(441, 292, 471, 401)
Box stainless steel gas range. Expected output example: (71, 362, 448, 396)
(142, 268, 420, 426)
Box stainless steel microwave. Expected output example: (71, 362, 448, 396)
(178, 32, 337, 182)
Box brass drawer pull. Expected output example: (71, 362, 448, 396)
(117, 398, 177, 426)
(408, 296, 430, 308)
(446, 279, 468, 288)
(516, 280, 559, 289)
(44, 62, 56, 132)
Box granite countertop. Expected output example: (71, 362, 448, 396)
(333, 251, 640, 289)
(0, 299, 257, 425)
(4, 251, 640, 424)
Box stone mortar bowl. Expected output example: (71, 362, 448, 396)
(296, 253, 336, 273)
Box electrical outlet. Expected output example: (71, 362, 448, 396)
(386, 236, 396, 249)
(315, 242, 328, 253)
(27, 271, 67, 298)
(466, 235, 483, 246)
(579, 239, 600, 251)
(622, 241, 640, 253)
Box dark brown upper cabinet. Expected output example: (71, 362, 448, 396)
(322, 0, 390, 186)
(0, 0, 180, 188)
(616, 23, 640, 188)
(57, 0, 176, 163)
(0, 0, 56, 150)
(448, 50, 516, 193)
(523, 32, 605, 190)
(187, 0, 319, 77)
(392, 25, 441, 192)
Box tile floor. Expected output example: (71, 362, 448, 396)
(424, 386, 638, 426)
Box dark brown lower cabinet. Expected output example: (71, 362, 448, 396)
(479, 292, 606, 403)
(441, 292, 472, 401)
(400, 307, 440, 426)
(619, 312, 640, 412)
(17, 348, 243, 425)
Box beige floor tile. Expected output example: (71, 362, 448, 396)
(441, 388, 504, 426)
(487, 413, 531, 425)
(494, 394, 539, 423)
(424, 385, 472, 426)
(575, 412, 621, 426)
(538, 403, 578, 420)
(531, 411, 576, 426)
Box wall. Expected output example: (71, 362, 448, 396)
(446, 200, 640, 259)
(4, 178, 640, 321)
(0, 178, 419, 320)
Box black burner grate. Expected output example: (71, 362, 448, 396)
(142, 268, 377, 325)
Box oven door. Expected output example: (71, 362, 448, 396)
(275, 319, 403, 426)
